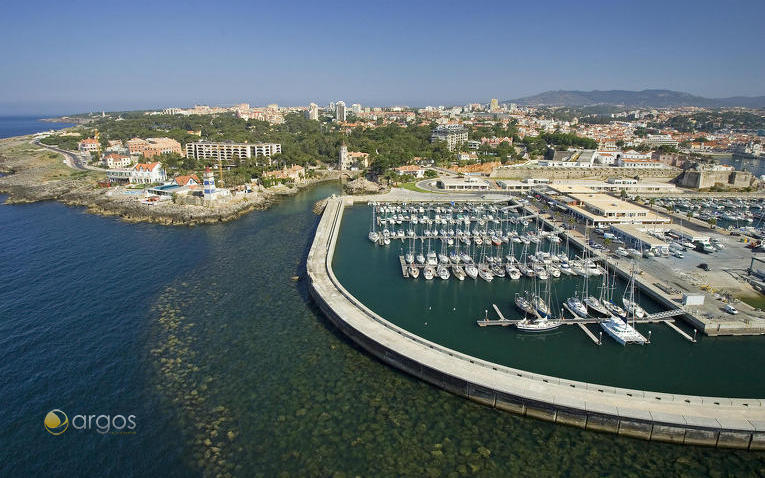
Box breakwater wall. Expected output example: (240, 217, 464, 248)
(307, 195, 765, 449)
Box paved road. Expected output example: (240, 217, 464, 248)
(33, 139, 97, 171)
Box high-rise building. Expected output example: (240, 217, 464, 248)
(335, 101, 346, 122)
(490, 98, 499, 111)
(306, 103, 319, 121)
(351, 103, 362, 115)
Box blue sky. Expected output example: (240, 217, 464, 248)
(1, 0, 763, 114)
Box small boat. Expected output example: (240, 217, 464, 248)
(461, 253, 473, 264)
(465, 264, 479, 279)
(423, 266, 435, 280)
(416, 253, 425, 265)
(547, 266, 561, 278)
(405, 253, 414, 264)
(408, 265, 420, 279)
(437, 265, 450, 280)
(438, 254, 450, 264)
(368, 231, 379, 243)
(453, 265, 466, 281)
(383, 237, 391, 246)
(491, 264, 506, 278)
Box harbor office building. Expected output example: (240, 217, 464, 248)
(541, 187, 670, 227)
(185, 141, 282, 164)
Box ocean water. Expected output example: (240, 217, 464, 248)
(0, 115, 74, 139)
(2, 185, 765, 476)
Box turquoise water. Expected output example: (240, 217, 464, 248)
(333, 204, 765, 398)
(2, 186, 765, 476)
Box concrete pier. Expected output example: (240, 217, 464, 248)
(307, 195, 765, 449)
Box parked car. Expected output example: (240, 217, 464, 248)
(698, 263, 711, 271)
(724, 304, 739, 315)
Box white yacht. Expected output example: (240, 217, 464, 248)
(423, 266, 435, 280)
(567, 296, 588, 318)
(465, 264, 479, 279)
(408, 265, 420, 279)
(437, 265, 450, 280)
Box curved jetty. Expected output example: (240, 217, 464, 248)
(308, 195, 765, 449)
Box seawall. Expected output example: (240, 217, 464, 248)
(307, 195, 765, 449)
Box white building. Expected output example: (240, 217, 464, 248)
(103, 153, 133, 169)
(351, 103, 362, 115)
(645, 134, 678, 148)
(131, 162, 167, 184)
(615, 157, 666, 169)
(185, 141, 281, 163)
(335, 101, 346, 122)
(431, 124, 468, 151)
(395, 165, 426, 178)
(436, 177, 490, 190)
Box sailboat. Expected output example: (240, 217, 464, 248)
(622, 265, 646, 319)
(368, 203, 380, 243)
(408, 265, 420, 279)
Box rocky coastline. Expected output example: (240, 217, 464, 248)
(0, 135, 354, 226)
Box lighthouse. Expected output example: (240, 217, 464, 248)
(203, 167, 216, 201)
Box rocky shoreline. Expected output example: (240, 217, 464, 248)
(0, 134, 350, 226)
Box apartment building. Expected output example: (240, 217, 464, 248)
(185, 141, 282, 163)
(430, 124, 468, 151)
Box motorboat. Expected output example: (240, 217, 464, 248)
(465, 264, 479, 279)
(437, 265, 450, 280)
(453, 265, 466, 281)
(600, 315, 648, 345)
(368, 231, 379, 243)
(416, 253, 425, 264)
(423, 266, 435, 280)
(408, 265, 420, 279)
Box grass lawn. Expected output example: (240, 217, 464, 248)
(398, 181, 432, 193)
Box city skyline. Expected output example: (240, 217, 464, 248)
(1, 0, 765, 115)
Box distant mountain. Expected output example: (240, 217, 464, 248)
(507, 89, 765, 109)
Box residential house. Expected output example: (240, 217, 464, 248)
(131, 162, 167, 184)
(103, 153, 133, 169)
(395, 165, 426, 178)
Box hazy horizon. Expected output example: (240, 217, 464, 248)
(2, 0, 764, 115)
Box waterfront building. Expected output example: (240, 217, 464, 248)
(78, 137, 100, 152)
(430, 124, 468, 151)
(173, 174, 200, 187)
(335, 101, 346, 122)
(338, 144, 369, 170)
(185, 141, 282, 163)
(559, 191, 670, 226)
(435, 177, 490, 190)
(131, 162, 167, 184)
